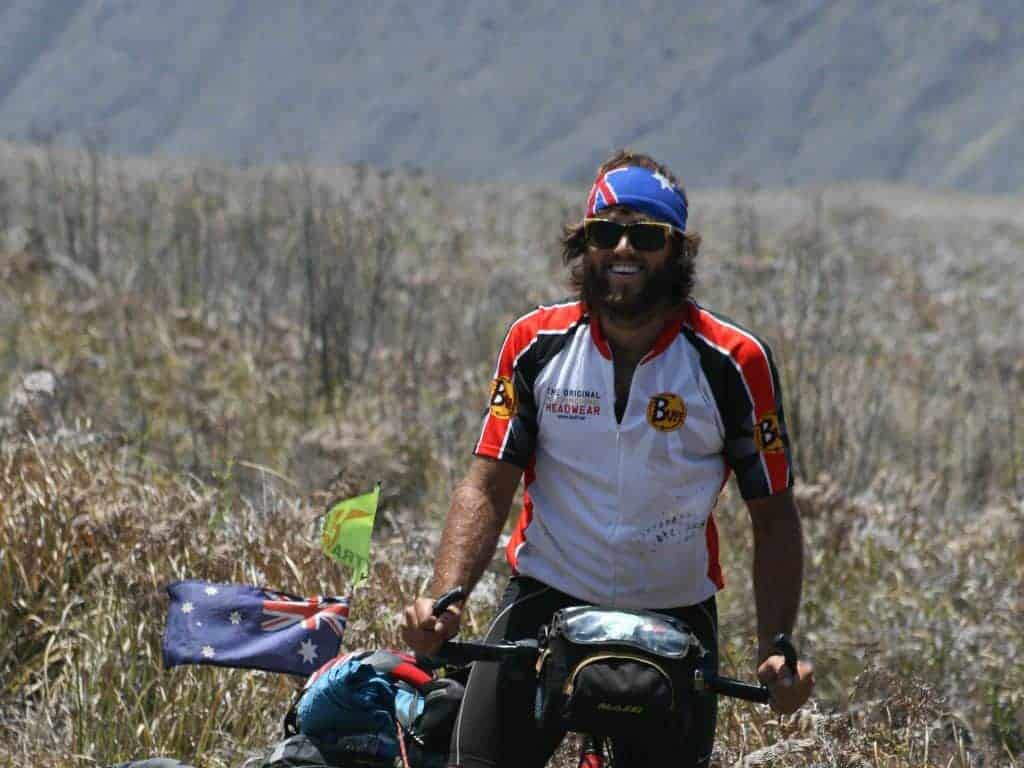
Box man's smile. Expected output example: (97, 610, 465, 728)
(608, 262, 644, 276)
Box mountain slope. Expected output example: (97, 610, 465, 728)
(1, 1, 1022, 192)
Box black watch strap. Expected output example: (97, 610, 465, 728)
(771, 633, 798, 673)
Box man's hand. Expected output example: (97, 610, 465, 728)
(401, 597, 462, 656)
(757, 654, 815, 714)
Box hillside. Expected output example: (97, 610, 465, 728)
(0, 140, 1022, 766)
(1, 2, 1023, 192)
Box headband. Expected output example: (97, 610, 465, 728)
(585, 165, 688, 231)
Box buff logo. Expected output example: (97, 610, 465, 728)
(488, 376, 516, 419)
(754, 412, 784, 452)
(543, 386, 601, 421)
(646, 393, 686, 432)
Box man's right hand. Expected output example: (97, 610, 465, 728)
(757, 654, 815, 714)
(401, 596, 462, 656)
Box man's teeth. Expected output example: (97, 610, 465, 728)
(609, 264, 642, 275)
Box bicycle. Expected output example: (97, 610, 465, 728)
(420, 588, 797, 768)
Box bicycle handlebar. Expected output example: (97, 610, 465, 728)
(419, 638, 539, 670)
(422, 587, 797, 706)
(693, 669, 770, 703)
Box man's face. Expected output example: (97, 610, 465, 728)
(582, 206, 676, 324)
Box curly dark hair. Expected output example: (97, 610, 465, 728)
(562, 149, 700, 304)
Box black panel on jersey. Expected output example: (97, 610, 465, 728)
(682, 325, 792, 499)
(516, 317, 588, 383)
(487, 314, 589, 469)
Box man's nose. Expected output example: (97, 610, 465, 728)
(613, 232, 634, 254)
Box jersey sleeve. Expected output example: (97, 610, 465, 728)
(473, 318, 539, 468)
(720, 337, 794, 500)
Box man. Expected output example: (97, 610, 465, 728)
(402, 150, 814, 767)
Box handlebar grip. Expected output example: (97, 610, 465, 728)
(430, 641, 490, 667)
(694, 670, 771, 704)
(419, 639, 539, 673)
(771, 633, 798, 674)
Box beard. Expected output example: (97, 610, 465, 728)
(581, 257, 682, 325)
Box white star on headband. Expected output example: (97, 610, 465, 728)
(652, 172, 673, 191)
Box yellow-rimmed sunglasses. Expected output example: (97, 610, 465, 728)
(583, 218, 680, 251)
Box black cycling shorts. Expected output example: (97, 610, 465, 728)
(449, 576, 719, 768)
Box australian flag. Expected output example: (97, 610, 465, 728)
(163, 580, 350, 678)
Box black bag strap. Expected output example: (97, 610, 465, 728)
(282, 687, 304, 737)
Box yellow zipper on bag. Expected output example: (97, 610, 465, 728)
(536, 647, 551, 675)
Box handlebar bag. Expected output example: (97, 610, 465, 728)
(534, 606, 708, 738)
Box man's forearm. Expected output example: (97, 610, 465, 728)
(749, 492, 804, 660)
(429, 476, 510, 600)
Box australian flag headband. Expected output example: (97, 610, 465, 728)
(585, 165, 688, 231)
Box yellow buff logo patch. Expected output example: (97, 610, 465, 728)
(754, 412, 784, 453)
(647, 393, 687, 432)
(489, 376, 516, 419)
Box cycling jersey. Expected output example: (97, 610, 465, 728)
(474, 299, 793, 609)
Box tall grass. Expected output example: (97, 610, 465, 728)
(0, 141, 1021, 765)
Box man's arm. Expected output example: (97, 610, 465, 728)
(747, 488, 803, 658)
(401, 455, 522, 654)
(746, 488, 815, 713)
(430, 455, 523, 598)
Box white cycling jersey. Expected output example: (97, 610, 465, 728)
(475, 299, 793, 609)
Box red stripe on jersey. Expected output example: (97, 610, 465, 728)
(506, 456, 537, 572)
(705, 512, 724, 590)
(763, 444, 788, 492)
(475, 303, 584, 460)
(477, 394, 514, 462)
(641, 308, 688, 364)
(705, 468, 730, 590)
(689, 304, 789, 494)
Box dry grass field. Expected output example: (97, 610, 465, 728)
(0, 141, 1021, 766)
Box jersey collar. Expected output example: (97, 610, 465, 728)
(587, 304, 689, 364)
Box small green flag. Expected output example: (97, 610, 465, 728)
(320, 484, 380, 588)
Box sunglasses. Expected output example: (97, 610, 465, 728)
(583, 218, 679, 251)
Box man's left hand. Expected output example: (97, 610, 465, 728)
(757, 654, 815, 714)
